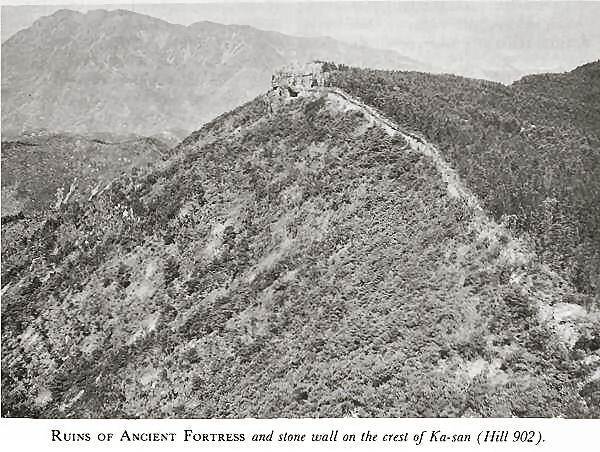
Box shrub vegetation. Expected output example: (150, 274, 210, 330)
(1, 89, 598, 417)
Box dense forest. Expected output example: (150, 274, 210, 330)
(2, 93, 598, 418)
(329, 61, 600, 298)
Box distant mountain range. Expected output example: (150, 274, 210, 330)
(1, 8, 429, 137)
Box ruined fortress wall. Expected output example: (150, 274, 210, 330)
(266, 61, 331, 113)
(271, 61, 330, 94)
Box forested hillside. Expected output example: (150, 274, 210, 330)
(329, 62, 600, 297)
(1, 132, 170, 216)
(2, 92, 598, 418)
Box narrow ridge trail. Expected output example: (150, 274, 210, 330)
(318, 87, 600, 375)
(326, 87, 484, 211)
(324, 87, 517, 251)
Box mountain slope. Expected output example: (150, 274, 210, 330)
(1, 8, 426, 137)
(1, 132, 170, 216)
(329, 62, 600, 298)
(2, 89, 598, 418)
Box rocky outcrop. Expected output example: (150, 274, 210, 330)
(271, 61, 330, 95)
(265, 61, 330, 112)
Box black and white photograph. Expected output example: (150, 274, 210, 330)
(1, 0, 600, 421)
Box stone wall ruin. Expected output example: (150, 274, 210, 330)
(265, 61, 330, 113)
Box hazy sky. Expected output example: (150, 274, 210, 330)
(2, 1, 599, 82)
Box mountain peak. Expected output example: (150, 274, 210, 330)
(572, 59, 600, 79)
(30, 8, 82, 27)
(49, 8, 82, 19)
(3, 85, 598, 418)
(30, 8, 172, 30)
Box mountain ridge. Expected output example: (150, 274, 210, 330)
(2, 85, 598, 417)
